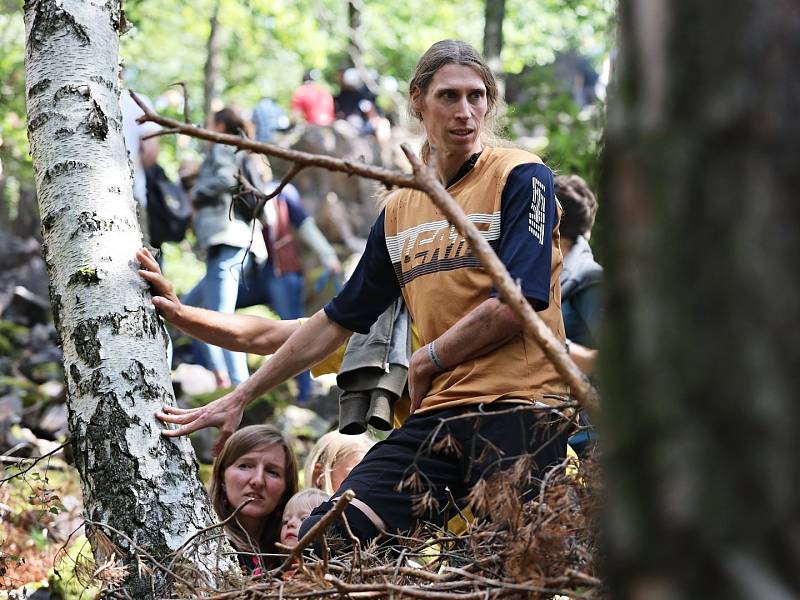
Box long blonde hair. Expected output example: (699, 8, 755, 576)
(302, 431, 374, 494)
(208, 425, 299, 558)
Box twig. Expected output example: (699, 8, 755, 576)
(361, 565, 442, 582)
(0, 441, 69, 484)
(167, 498, 254, 570)
(324, 575, 504, 599)
(169, 81, 191, 124)
(83, 519, 200, 594)
(338, 510, 362, 579)
(565, 568, 603, 587)
(266, 162, 306, 202)
(269, 490, 356, 575)
(141, 127, 181, 140)
(233, 171, 270, 223)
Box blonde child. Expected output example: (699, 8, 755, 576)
(303, 431, 375, 494)
(279, 488, 329, 548)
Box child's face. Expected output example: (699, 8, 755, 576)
(280, 500, 312, 548)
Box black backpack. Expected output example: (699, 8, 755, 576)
(232, 153, 267, 222)
(145, 163, 191, 246)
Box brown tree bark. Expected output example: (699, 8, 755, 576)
(203, 0, 222, 128)
(482, 0, 505, 74)
(602, 1, 800, 597)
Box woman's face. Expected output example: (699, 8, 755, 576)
(414, 63, 488, 158)
(223, 444, 287, 522)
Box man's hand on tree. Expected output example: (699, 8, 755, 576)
(156, 391, 246, 455)
(136, 247, 182, 322)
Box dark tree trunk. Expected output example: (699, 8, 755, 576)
(203, 0, 222, 128)
(483, 0, 505, 73)
(602, 1, 800, 597)
(347, 0, 363, 57)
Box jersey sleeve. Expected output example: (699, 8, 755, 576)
(324, 211, 401, 334)
(495, 163, 557, 311)
(280, 184, 309, 228)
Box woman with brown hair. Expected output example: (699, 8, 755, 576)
(208, 424, 298, 572)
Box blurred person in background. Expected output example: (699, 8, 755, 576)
(183, 107, 268, 388)
(555, 174, 603, 456)
(119, 72, 160, 240)
(236, 157, 341, 403)
(251, 96, 291, 143)
(555, 174, 602, 373)
(290, 69, 335, 126)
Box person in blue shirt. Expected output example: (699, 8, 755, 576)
(556, 174, 602, 373)
(555, 174, 603, 456)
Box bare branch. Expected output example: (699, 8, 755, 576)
(131, 95, 599, 415)
(265, 162, 306, 202)
(130, 91, 420, 190)
(141, 127, 181, 140)
(168, 81, 191, 124)
(0, 441, 69, 484)
(269, 489, 356, 575)
(83, 519, 201, 594)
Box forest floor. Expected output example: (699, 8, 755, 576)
(1, 451, 603, 599)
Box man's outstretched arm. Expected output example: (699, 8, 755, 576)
(136, 247, 300, 355)
(156, 308, 352, 454)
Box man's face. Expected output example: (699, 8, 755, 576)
(414, 64, 488, 159)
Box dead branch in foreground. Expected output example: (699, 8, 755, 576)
(131, 95, 599, 415)
(80, 453, 604, 599)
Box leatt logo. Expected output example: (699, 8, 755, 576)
(529, 177, 546, 245)
(386, 213, 502, 286)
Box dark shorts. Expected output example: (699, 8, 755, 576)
(307, 402, 568, 540)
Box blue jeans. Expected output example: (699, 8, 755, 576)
(183, 245, 250, 385)
(237, 264, 311, 402)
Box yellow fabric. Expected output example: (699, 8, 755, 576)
(446, 506, 475, 535)
(310, 342, 345, 377)
(383, 148, 569, 414)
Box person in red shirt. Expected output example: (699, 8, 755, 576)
(290, 69, 335, 126)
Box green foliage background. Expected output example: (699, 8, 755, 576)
(1, 0, 613, 205)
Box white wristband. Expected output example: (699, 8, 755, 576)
(427, 342, 446, 372)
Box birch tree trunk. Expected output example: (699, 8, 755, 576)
(23, 0, 235, 594)
(602, 1, 800, 597)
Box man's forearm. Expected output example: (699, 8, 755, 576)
(232, 309, 351, 406)
(172, 305, 300, 355)
(432, 297, 523, 369)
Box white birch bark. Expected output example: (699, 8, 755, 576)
(23, 0, 236, 594)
